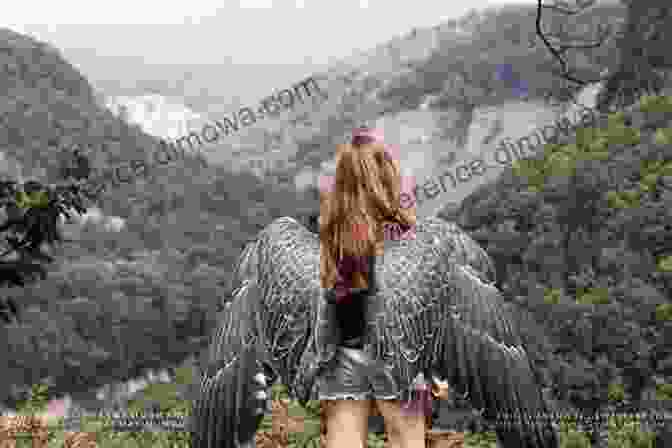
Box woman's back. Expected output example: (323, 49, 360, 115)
(329, 219, 416, 347)
(332, 254, 374, 347)
(319, 128, 416, 351)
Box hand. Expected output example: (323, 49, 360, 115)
(251, 371, 271, 419)
(432, 381, 450, 400)
(238, 367, 272, 448)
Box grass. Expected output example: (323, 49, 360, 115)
(6, 377, 669, 448)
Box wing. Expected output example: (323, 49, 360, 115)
(372, 216, 558, 448)
(191, 217, 320, 448)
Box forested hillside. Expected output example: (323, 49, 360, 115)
(438, 97, 672, 420)
(0, 27, 318, 408)
(283, 1, 628, 174)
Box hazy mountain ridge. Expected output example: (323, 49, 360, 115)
(104, 93, 208, 142)
(278, 3, 624, 177)
(0, 25, 277, 407)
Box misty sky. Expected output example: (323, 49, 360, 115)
(6, 0, 526, 67)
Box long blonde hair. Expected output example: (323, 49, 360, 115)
(320, 129, 416, 290)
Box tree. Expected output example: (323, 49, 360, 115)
(535, 0, 672, 111)
(534, 0, 613, 102)
(59, 147, 92, 181)
(597, 0, 672, 112)
(0, 177, 91, 323)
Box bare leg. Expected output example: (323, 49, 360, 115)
(386, 428, 401, 448)
(323, 400, 371, 448)
(375, 400, 425, 448)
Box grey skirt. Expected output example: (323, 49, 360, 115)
(317, 345, 400, 401)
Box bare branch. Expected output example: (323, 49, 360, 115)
(542, 0, 597, 15)
(542, 22, 611, 49)
(536, 0, 607, 87)
(547, 24, 612, 54)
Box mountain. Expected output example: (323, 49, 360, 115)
(0, 25, 316, 408)
(270, 2, 629, 215)
(4, 1, 669, 429)
(436, 95, 672, 422)
(60, 46, 328, 116)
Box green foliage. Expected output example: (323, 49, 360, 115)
(560, 428, 592, 448)
(557, 414, 581, 433)
(608, 382, 626, 403)
(512, 155, 551, 192)
(607, 415, 656, 448)
(638, 95, 672, 114)
(173, 365, 196, 385)
(607, 190, 641, 209)
(464, 430, 498, 448)
(637, 159, 667, 194)
(511, 109, 644, 193)
(656, 383, 672, 400)
(545, 287, 611, 306)
(124, 365, 198, 415)
(272, 382, 290, 400)
(603, 121, 641, 148)
(15, 190, 50, 209)
(544, 287, 563, 305)
(654, 128, 672, 146)
(447, 92, 672, 445)
(657, 256, 672, 273)
(24, 378, 669, 448)
(126, 382, 185, 414)
(366, 431, 386, 448)
(606, 157, 672, 209)
(73, 388, 192, 448)
(655, 303, 672, 322)
(608, 111, 626, 126)
(576, 287, 611, 305)
(14, 382, 50, 415)
(302, 398, 321, 419)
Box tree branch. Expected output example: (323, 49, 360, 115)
(536, 0, 610, 87)
(541, 0, 597, 15)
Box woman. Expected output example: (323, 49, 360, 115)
(316, 127, 425, 448)
(191, 129, 559, 448)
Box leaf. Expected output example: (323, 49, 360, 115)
(657, 256, 672, 272)
(622, 190, 640, 202)
(655, 304, 672, 321)
(642, 173, 659, 186)
(587, 151, 609, 161)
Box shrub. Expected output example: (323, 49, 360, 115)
(544, 288, 563, 305)
(608, 382, 626, 403)
(655, 303, 672, 322)
(656, 383, 672, 400)
(576, 287, 611, 305)
(607, 415, 656, 448)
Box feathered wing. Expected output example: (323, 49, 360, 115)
(191, 215, 558, 448)
(371, 216, 559, 448)
(190, 217, 321, 448)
